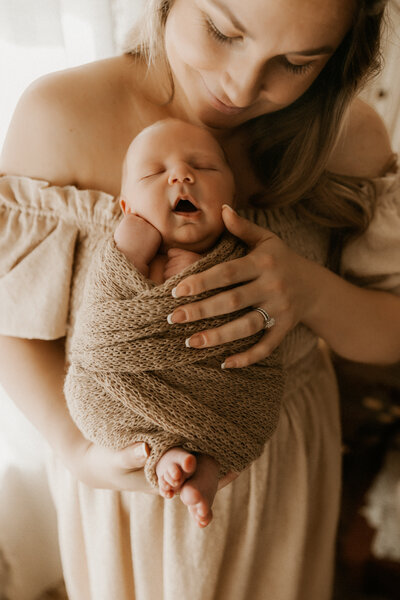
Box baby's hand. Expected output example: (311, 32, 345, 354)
(114, 214, 162, 270)
(164, 248, 201, 280)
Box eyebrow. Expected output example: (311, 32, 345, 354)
(209, 0, 248, 34)
(209, 0, 334, 55)
(289, 46, 334, 56)
(187, 152, 222, 165)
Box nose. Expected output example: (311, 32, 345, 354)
(168, 163, 195, 185)
(223, 58, 265, 107)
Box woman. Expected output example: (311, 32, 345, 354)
(0, 0, 399, 598)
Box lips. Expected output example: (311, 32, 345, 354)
(172, 194, 201, 216)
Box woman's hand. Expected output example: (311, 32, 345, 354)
(70, 437, 239, 494)
(69, 438, 158, 493)
(168, 205, 315, 368)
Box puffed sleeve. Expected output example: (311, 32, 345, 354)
(0, 175, 79, 339)
(340, 170, 400, 296)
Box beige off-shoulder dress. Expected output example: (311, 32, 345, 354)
(0, 168, 399, 600)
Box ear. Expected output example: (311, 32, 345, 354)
(119, 197, 131, 214)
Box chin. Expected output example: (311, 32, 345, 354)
(179, 233, 222, 253)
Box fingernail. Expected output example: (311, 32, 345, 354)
(172, 285, 189, 298)
(221, 359, 236, 369)
(187, 334, 205, 348)
(133, 443, 149, 459)
(222, 204, 236, 213)
(167, 309, 187, 324)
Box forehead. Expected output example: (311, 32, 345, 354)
(205, 0, 354, 50)
(131, 121, 225, 162)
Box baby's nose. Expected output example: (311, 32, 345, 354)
(168, 165, 195, 185)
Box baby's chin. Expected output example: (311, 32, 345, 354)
(161, 228, 225, 254)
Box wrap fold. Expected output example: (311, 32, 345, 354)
(65, 233, 284, 487)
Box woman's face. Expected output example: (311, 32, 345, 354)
(165, 0, 355, 129)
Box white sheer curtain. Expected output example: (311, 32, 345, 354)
(0, 0, 118, 148)
(0, 2, 143, 598)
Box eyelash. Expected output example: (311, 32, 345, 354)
(282, 59, 313, 75)
(204, 16, 313, 76)
(204, 17, 235, 45)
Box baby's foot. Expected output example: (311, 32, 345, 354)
(156, 447, 197, 499)
(179, 454, 220, 528)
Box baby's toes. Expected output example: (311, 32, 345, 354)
(189, 503, 213, 528)
(164, 463, 185, 489)
(182, 453, 197, 477)
(158, 477, 174, 499)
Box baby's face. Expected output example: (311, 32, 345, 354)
(120, 119, 235, 252)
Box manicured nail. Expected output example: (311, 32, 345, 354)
(172, 285, 189, 298)
(167, 309, 187, 324)
(222, 204, 236, 213)
(187, 334, 205, 348)
(133, 443, 149, 459)
(221, 359, 236, 369)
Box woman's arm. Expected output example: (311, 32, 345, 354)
(0, 336, 238, 490)
(0, 78, 156, 491)
(0, 335, 156, 491)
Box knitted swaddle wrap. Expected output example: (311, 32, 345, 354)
(65, 233, 284, 487)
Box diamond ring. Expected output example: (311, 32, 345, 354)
(253, 307, 276, 330)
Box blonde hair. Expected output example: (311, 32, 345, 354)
(124, 0, 390, 268)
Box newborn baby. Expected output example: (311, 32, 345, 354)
(65, 118, 283, 530)
(114, 118, 236, 527)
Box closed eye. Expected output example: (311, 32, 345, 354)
(140, 170, 165, 180)
(204, 16, 237, 45)
(193, 165, 218, 171)
(280, 57, 313, 75)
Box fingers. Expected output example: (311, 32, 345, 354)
(222, 324, 287, 368)
(117, 442, 149, 471)
(186, 308, 269, 348)
(172, 255, 258, 299)
(222, 205, 274, 247)
(172, 279, 270, 324)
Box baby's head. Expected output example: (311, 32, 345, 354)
(119, 118, 235, 253)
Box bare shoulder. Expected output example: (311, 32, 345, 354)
(0, 55, 145, 187)
(327, 97, 394, 178)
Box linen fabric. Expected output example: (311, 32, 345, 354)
(1, 169, 399, 600)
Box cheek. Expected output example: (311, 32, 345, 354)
(260, 67, 319, 108)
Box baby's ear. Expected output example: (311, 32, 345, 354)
(119, 196, 130, 214)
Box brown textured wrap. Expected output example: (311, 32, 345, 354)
(64, 233, 284, 487)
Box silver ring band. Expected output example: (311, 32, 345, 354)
(254, 307, 276, 330)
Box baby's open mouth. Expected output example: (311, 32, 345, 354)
(172, 195, 201, 214)
(173, 198, 198, 212)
